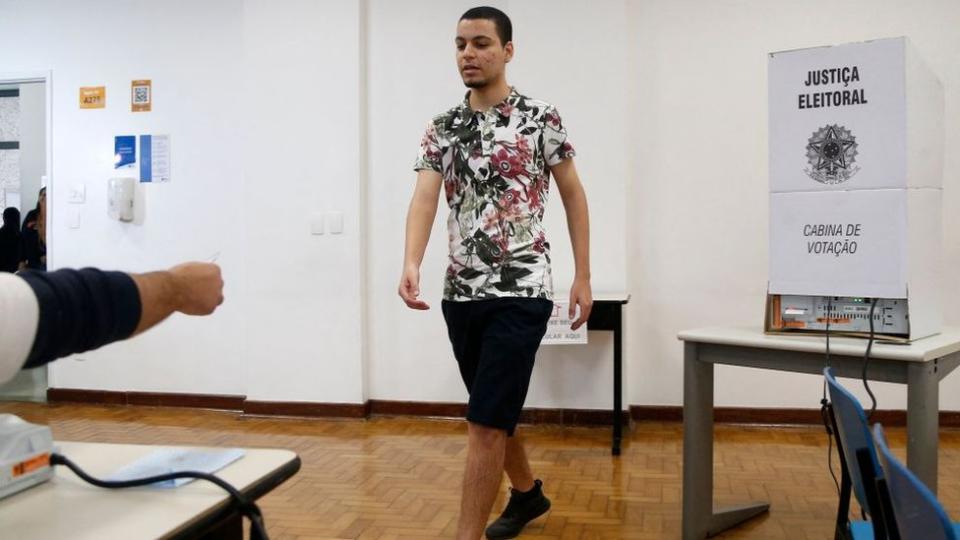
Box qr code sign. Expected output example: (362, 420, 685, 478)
(134, 86, 149, 104)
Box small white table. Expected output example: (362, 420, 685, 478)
(0, 441, 300, 539)
(678, 326, 960, 540)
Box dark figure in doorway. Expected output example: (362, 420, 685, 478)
(20, 187, 46, 271)
(0, 207, 21, 273)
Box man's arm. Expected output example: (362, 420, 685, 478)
(551, 158, 593, 330)
(399, 170, 443, 310)
(0, 273, 40, 383)
(0, 262, 223, 383)
(131, 263, 224, 334)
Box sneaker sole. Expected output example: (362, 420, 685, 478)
(485, 498, 552, 540)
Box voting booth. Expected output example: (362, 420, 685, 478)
(764, 37, 944, 341)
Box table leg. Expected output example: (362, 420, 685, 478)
(907, 359, 939, 494)
(613, 307, 623, 456)
(683, 342, 768, 539)
(197, 512, 243, 539)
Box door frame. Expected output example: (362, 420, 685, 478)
(0, 70, 53, 266)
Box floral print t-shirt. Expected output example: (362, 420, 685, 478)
(414, 88, 576, 302)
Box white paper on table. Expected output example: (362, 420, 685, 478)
(541, 300, 588, 345)
(106, 448, 245, 489)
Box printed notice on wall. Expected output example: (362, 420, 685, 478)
(114, 135, 136, 169)
(541, 300, 588, 345)
(139, 134, 170, 183)
(131, 80, 152, 112)
(80, 86, 106, 109)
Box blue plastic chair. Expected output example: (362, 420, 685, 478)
(873, 424, 960, 540)
(825, 367, 897, 539)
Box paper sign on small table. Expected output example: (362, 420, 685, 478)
(541, 300, 588, 345)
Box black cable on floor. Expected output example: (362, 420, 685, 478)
(50, 453, 269, 540)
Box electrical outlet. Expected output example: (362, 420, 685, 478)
(68, 183, 86, 204)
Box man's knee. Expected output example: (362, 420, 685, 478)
(468, 421, 508, 448)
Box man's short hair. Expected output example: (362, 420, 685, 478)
(460, 6, 512, 46)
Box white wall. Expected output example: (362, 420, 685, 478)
(629, 0, 960, 410)
(0, 0, 366, 404)
(241, 0, 366, 403)
(365, 0, 629, 409)
(18, 82, 44, 213)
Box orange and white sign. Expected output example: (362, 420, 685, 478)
(131, 79, 151, 112)
(79, 86, 105, 109)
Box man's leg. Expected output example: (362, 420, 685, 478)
(458, 422, 508, 540)
(503, 430, 535, 492)
(480, 299, 554, 539)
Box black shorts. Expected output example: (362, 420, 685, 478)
(441, 297, 554, 436)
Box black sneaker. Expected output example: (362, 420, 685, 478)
(485, 479, 551, 539)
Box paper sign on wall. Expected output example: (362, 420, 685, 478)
(114, 136, 136, 169)
(79, 86, 105, 109)
(131, 80, 151, 112)
(139, 134, 170, 183)
(541, 301, 588, 345)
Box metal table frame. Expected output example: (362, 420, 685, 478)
(679, 327, 960, 539)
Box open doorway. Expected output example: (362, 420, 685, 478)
(0, 73, 51, 402)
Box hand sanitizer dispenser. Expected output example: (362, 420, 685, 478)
(108, 177, 135, 222)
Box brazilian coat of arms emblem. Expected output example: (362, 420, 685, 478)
(805, 124, 860, 184)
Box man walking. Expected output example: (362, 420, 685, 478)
(399, 7, 592, 539)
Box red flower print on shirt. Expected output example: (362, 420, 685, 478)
(545, 110, 562, 129)
(492, 147, 525, 180)
(533, 232, 547, 253)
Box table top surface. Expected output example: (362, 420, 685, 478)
(1, 441, 298, 540)
(554, 292, 630, 304)
(678, 325, 960, 363)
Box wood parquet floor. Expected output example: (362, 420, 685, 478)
(3, 401, 960, 539)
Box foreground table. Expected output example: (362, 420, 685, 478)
(0, 441, 300, 539)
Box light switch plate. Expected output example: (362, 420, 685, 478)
(67, 207, 81, 229)
(310, 214, 325, 235)
(328, 211, 344, 234)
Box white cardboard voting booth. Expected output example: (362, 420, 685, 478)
(766, 37, 944, 341)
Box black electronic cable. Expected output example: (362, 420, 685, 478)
(862, 298, 879, 421)
(820, 298, 840, 495)
(50, 453, 269, 540)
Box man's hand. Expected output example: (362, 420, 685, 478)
(130, 262, 223, 335)
(569, 277, 593, 331)
(169, 262, 224, 315)
(398, 265, 430, 310)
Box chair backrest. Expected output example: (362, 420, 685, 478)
(873, 424, 956, 540)
(824, 367, 885, 518)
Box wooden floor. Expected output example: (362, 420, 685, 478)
(3, 402, 960, 539)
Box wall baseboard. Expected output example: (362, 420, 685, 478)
(47, 389, 244, 410)
(48, 389, 957, 428)
(367, 400, 630, 427)
(243, 400, 369, 418)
